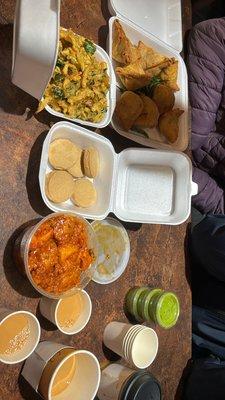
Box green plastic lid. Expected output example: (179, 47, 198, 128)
(155, 292, 180, 329)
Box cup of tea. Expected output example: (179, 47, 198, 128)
(103, 321, 158, 369)
(0, 308, 40, 364)
(39, 289, 92, 334)
(22, 341, 100, 400)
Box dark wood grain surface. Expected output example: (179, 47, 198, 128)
(0, 1, 192, 399)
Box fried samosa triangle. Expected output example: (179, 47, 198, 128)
(112, 19, 140, 64)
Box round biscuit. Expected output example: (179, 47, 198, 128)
(47, 171, 75, 203)
(45, 171, 56, 200)
(83, 147, 100, 178)
(71, 178, 97, 208)
(49, 139, 80, 170)
(67, 148, 83, 178)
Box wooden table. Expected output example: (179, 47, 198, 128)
(0, 1, 192, 399)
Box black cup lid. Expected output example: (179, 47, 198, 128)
(120, 371, 161, 400)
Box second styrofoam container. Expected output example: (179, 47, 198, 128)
(39, 122, 197, 225)
(107, 1, 188, 151)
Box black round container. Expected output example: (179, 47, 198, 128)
(120, 371, 161, 400)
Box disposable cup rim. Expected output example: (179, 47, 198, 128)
(48, 349, 100, 399)
(0, 310, 41, 364)
(130, 328, 158, 369)
(54, 290, 92, 335)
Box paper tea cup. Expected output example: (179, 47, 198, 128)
(0, 309, 40, 364)
(126, 327, 159, 369)
(103, 322, 158, 369)
(22, 341, 100, 400)
(39, 290, 92, 335)
(103, 322, 134, 358)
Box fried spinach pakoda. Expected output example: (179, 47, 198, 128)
(38, 29, 110, 123)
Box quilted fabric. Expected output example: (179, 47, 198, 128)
(187, 18, 225, 213)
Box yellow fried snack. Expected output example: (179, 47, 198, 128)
(158, 109, 184, 143)
(112, 19, 139, 64)
(67, 148, 83, 178)
(152, 84, 175, 115)
(134, 95, 159, 129)
(160, 59, 179, 91)
(46, 171, 75, 203)
(49, 139, 80, 170)
(71, 178, 97, 208)
(115, 91, 144, 131)
(83, 147, 100, 178)
(37, 28, 110, 123)
(137, 41, 169, 70)
(116, 59, 172, 91)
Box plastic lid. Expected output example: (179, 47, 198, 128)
(121, 372, 161, 400)
(91, 218, 130, 284)
(12, 0, 60, 100)
(109, 0, 182, 53)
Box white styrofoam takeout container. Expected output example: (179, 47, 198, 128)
(39, 122, 198, 225)
(107, 0, 189, 152)
(12, 0, 116, 129)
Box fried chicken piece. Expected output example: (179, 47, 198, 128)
(29, 222, 54, 251)
(115, 91, 144, 131)
(158, 109, 184, 143)
(152, 84, 175, 115)
(134, 95, 159, 128)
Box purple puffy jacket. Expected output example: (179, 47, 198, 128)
(187, 18, 225, 214)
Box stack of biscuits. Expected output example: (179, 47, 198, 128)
(46, 138, 100, 208)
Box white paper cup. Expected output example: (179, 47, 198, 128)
(39, 289, 92, 335)
(123, 326, 143, 359)
(103, 322, 134, 358)
(103, 322, 158, 369)
(0, 309, 40, 364)
(22, 341, 100, 400)
(126, 327, 158, 369)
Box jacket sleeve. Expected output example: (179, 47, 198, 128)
(187, 18, 225, 153)
(192, 166, 224, 214)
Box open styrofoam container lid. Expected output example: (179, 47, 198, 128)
(108, 0, 183, 53)
(12, 0, 60, 100)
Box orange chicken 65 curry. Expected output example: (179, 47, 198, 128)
(28, 215, 94, 295)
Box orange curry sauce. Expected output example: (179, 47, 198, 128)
(28, 215, 94, 294)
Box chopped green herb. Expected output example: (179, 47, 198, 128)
(137, 75, 163, 97)
(54, 73, 64, 83)
(56, 58, 65, 68)
(52, 87, 64, 99)
(101, 107, 107, 113)
(64, 82, 79, 98)
(83, 39, 96, 54)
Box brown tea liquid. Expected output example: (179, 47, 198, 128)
(57, 293, 84, 329)
(51, 355, 76, 396)
(0, 314, 30, 355)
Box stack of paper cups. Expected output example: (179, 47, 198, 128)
(103, 322, 158, 369)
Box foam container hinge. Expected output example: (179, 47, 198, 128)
(39, 122, 198, 225)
